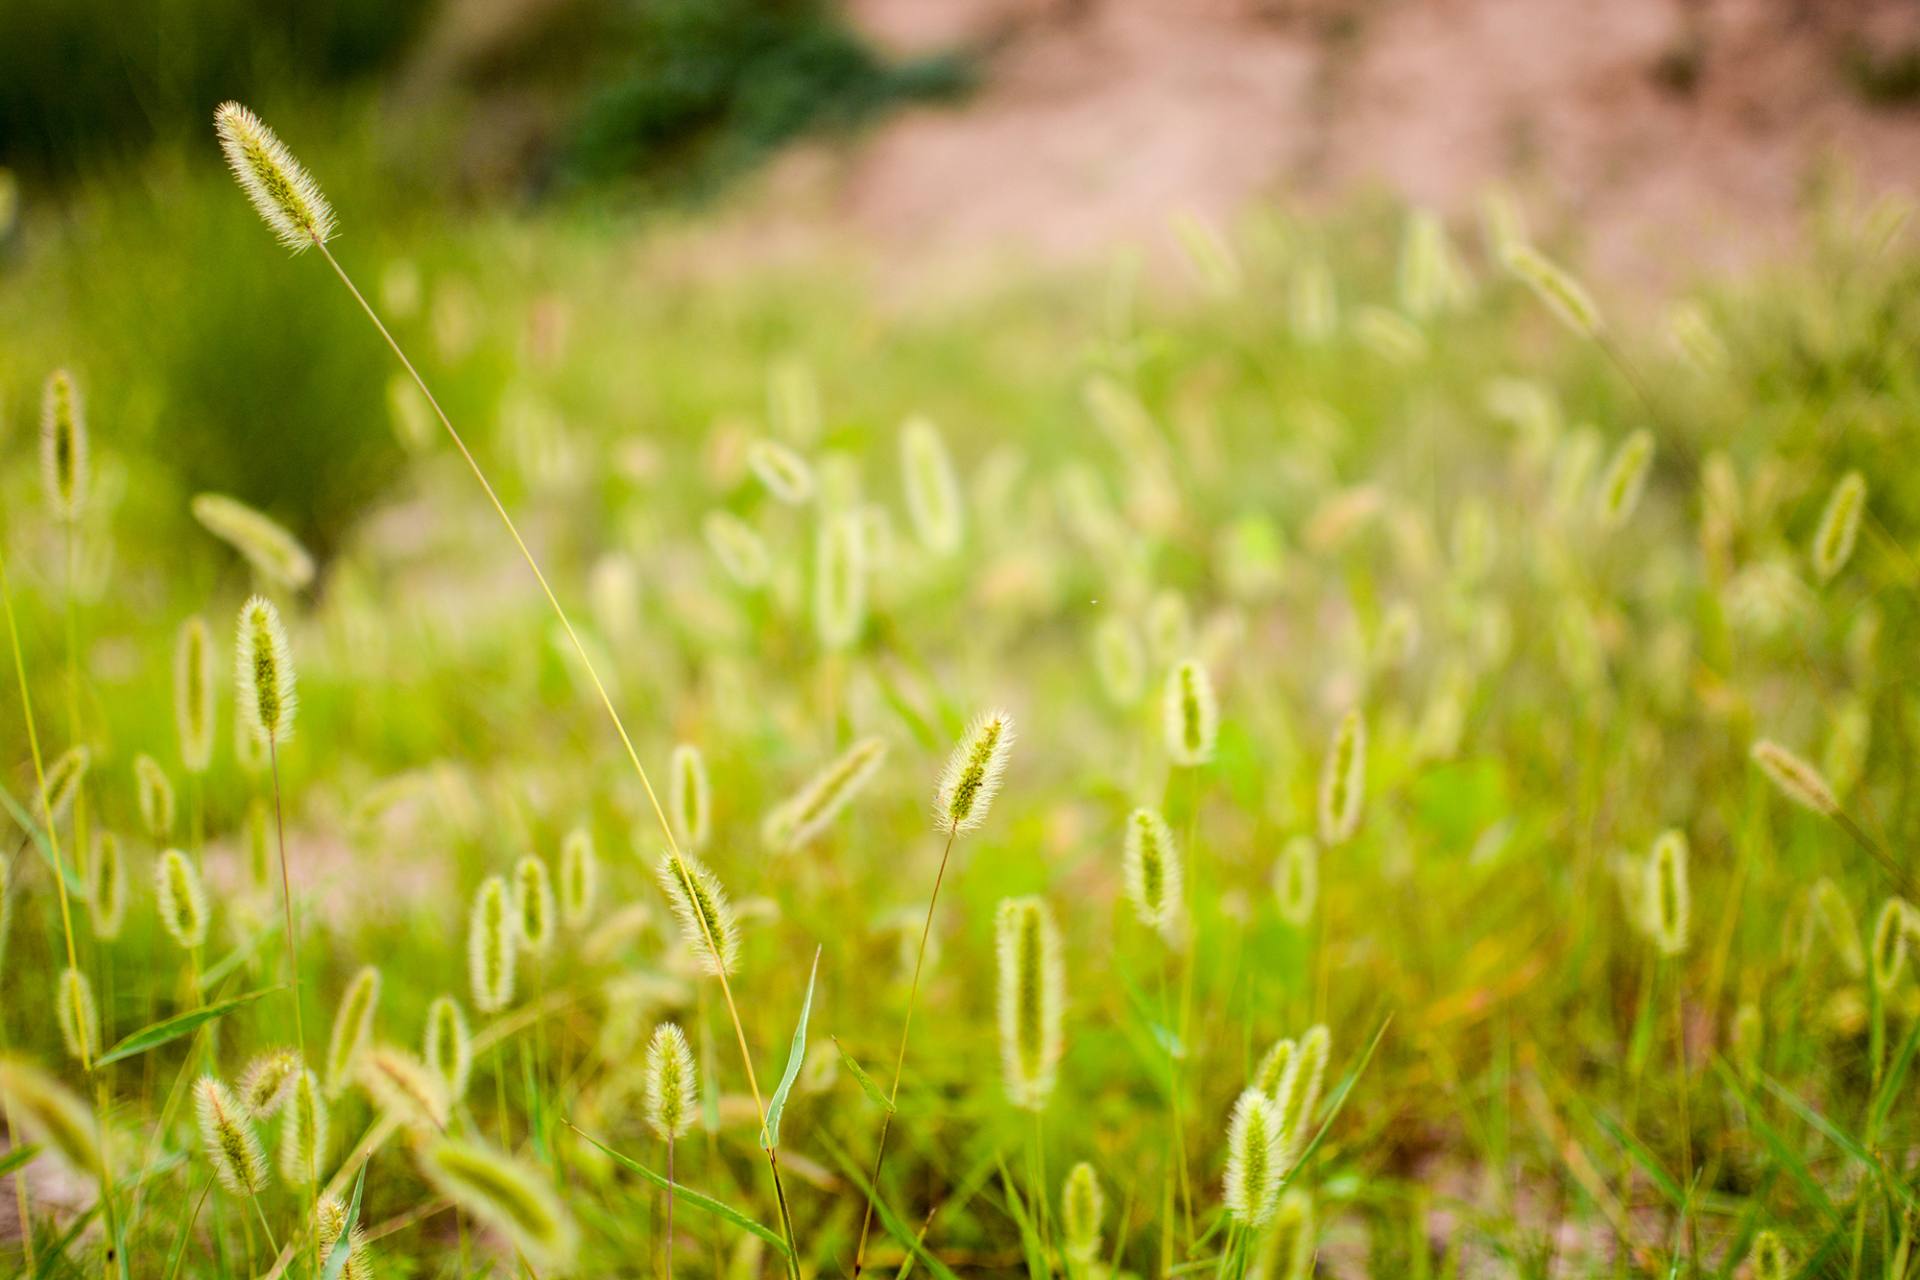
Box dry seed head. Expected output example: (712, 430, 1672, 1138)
(1811, 878, 1867, 977)
(88, 830, 126, 939)
(1274, 1024, 1330, 1167)
(703, 510, 772, 588)
(937, 709, 1015, 834)
(1872, 897, 1912, 994)
(558, 827, 598, 930)
(155, 848, 209, 949)
(1503, 242, 1602, 336)
(358, 1044, 450, 1131)
(1122, 807, 1184, 941)
(1254, 1037, 1296, 1097)
(747, 439, 815, 505)
(424, 995, 473, 1101)
(1093, 615, 1146, 706)
(325, 965, 382, 1096)
(174, 616, 215, 773)
(37, 745, 90, 827)
(1812, 471, 1867, 583)
(238, 1049, 301, 1117)
(1061, 1161, 1105, 1264)
(996, 895, 1065, 1111)
(280, 1067, 329, 1185)
(901, 415, 965, 554)
(644, 1021, 698, 1141)
(417, 1138, 579, 1272)
(669, 743, 711, 851)
(1222, 1088, 1283, 1228)
(213, 102, 336, 252)
(40, 369, 88, 521)
(1646, 830, 1690, 957)
(1750, 1231, 1788, 1280)
(193, 494, 316, 590)
(134, 753, 177, 840)
(1751, 738, 1839, 817)
(195, 1075, 270, 1195)
(235, 594, 297, 746)
(513, 854, 555, 956)
(656, 851, 740, 976)
(1273, 836, 1318, 928)
(1163, 658, 1218, 767)
(55, 967, 98, 1065)
(773, 735, 888, 851)
(0, 1055, 103, 1176)
(814, 510, 867, 650)
(469, 875, 518, 1013)
(1595, 429, 1655, 529)
(1318, 710, 1367, 846)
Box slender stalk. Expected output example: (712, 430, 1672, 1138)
(311, 242, 799, 1269)
(266, 743, 318, 1273)
(664, 1137, 676, 1280)
(852, 822, 958, 1275)
(1668, 963, 1695, 1275)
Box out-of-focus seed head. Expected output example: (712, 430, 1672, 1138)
(174, 616, 216, 774)
(1162, 658, 1218, 767)
(155, 848, 209, 949)
(470, 875, 518, 1013)
(40, 369, 88, 521)
(996, 895, 1065, 1111)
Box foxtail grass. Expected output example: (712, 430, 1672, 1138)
(646, 1022, 698, 1278)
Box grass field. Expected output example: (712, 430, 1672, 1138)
(1, 105, 1919, 1279)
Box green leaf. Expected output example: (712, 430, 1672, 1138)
(1760, 1073, 1919, 1216)
(0, 1142, 40, 1179)
(95, 986, 284, 1067)
(1591, 1111, 1685, 1210)
(761, 946, 819, 1150)
(1870, 1016, 1920, 1136)
(566, 1122, 792, 1258)
(1278, 1012, 1392, 1190)
(322, 1161, 369, 1280)
(830, 1035, 894, 1114)
(1711, 1060, 1840, 1230)
(823, 1134, 964, 1280)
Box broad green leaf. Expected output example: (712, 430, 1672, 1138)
(566, 1123, 791, 1257)
(761, 946, 819, 1150)
(830, 1035, 894, 1113)
(95, 986, 284, 1067)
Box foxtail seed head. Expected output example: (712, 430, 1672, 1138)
(669, 743, 711, 851)
(1222, 1088, 1282, 1227)
(213, 102, 336, 252)
(358, 1044, 450, 1131)
(558, 827, 598, 930)
(1646, 830, 1690, 957)
(814, 510, 867, 651)
(235, 595, 297, 747)
(513, 855, 555, 956)
(238, 1050, 301, 1117)
(1750, 1230, 1788, 1280)
(747, 439, 815, 505)
(1318, 710, 1367, 846)
(656, 851, 740, 976)
(1812, 471, 1867, 583)
(88, 831, 126, 939)
(195, 1075, 270, 1195)
(40, 369, 88, 521)
(192, 494, 316, 590)
(703, 510, 772, 588)
(1503, 243, 1602, 336)
(1255, 1190, 1316, 1280)
(901, 416, 965, 555)
(274, 1081, 323, 1197)
(417, 1138, 579, 1272)
(325, 966, 381, 1096)
(1093, 615, 1146, 707)
(1812, 878, 1867, 977)
(174, 616, 215, 773)
(770, 735, 888, 851)
(996, 895, 1065, 1111)
(1595, 429, 1655, 529)
(0, 1055, 102, 1176)
(1751, 738, 1839, 817)
(1273, 836, 1318, 928)
(316, 1193, 373, 1279)
(1273, 1024, 1330, 1167)
(135, 753, 177, 840)
(1122, 807, 1184, 941)
(1163, 658, 1218, 767)
(469, 875, 518, 1013)
(424, 996, 473, 1101)
(155, 848, 209, 949)
(1253, 1037, 1296, 1097)
(1061, 1162, 1105, 1264)
(1872, 897, 1912, 993)
(37, 746, 89, 827)
(937, 709, 1015, 835)
(644, 1022, 698, 1141)
(55, 967, 97, 1065)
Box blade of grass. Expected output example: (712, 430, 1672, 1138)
(763, 947, 820, 1150)
(830, 1036, 895, 1114)
(566, 1122, 792, 1257)
(95, 986, 284, 1067)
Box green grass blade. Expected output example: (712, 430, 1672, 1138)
(1759, 1072, 1919, 1215)
(824, 1133, 966, 1280)
(1279, 1012, 1392, 1189)
(0, 782, 85, 897)
(830, 1035, 894, 1114)
(1870, 1016, 1920, 1135)
(322, 1160, 369, 1280)
(1591, 1111, 1685, 1210)
(566, 1122, 793, 1257)
(1711, 1059, 1840, 1229)
(95, 985, 284, 1067)
(761, 945, 820, 1150)
(0, 1142, 40, 1179)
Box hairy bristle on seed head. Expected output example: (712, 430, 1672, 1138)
(656, 851, 740, 976)
(1222, 1087, 1282, 1227)
(644, 1021, 698, 1141)
(1122, 806, 1184, 941)
(996, 895, 1065, 1111)
(469, 875, 518, 1013)
(195, 1075, 270, 1195)
(213, 103, 337, 252)
(238, 1049, 301, 1117)
(937, 709, 1015, 834)
(1273, 1024, 1330, 1167)
(235, 594, 298, 747)
(155, 848, 209, 949)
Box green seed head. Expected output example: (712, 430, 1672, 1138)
(193, 493, 316, 590)
(235, 594, 298, 747)
(39, 368, 88, 521)
(1318, 710, 1367, 846)
(1222, 1088, 1282, 1227)
(424, 995, 474, 1101)
(469, 875, 518, 1013)
(937, 710, 1015, 835)
(195, 1075, 270, 1196)
(644, 1022, 698, 1141)
(155, 848, 209, 949)
(416, 1138, 579, 1272)
(1061, 1162, 1105, 1263)
(656, 852, 740, 977)
(1122, 807, 1183, 941)
(1162, 658, 1218, 767)
(325, 966, 382, 1096)
(280, 1068, 329, 1185)
(214, 102, 336, 252)
(558, 827, 598, 930)
(513, 854, 555, 956)
(174, 616, 215, 774)
(996, 895, 1065, 1111)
